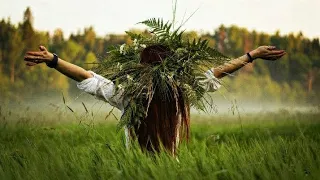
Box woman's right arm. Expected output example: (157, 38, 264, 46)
(24, 46, 92, 82)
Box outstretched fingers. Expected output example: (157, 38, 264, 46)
(266, 51, 286, 60)
(24, 54, 46, 63)
(267, 46, 277, 50)
(25, 62, 38, 66)
(270, 50, 285, 54)
(26, 51, 44, 56)
(39, 46, 47, 51)
(24, 46, 49, 66)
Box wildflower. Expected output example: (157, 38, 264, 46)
(117, 62, 123, 70)
(127, 74, 133, 81)
(120, 44, 126, 54)
(133, 39, 138, 46)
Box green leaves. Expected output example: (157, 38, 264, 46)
(96, 18, 230, 128)
(140, 18, 172, 35)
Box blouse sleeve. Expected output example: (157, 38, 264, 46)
(201, 69, 221, 92)
(77, 71, 125, 110)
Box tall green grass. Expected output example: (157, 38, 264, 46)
(0, 106, 319, 179)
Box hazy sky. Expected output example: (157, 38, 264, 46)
(0, 0, 319, 39)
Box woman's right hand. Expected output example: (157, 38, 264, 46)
(24, 46, 54, 66)
(250, 46, 286, 61)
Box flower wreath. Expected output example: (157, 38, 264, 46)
(95, 18, 230, 129)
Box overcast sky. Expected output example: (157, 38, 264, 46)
(0, 0, 319, 39)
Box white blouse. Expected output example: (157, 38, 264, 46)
(77, 70, 221, 147)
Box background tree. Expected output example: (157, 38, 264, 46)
(0, 7, 319, 105)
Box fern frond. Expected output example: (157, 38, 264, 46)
(97, 17, 229, 129)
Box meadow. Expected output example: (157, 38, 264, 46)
(0, 104, 320, 180)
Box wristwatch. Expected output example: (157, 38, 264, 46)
(46, 53, 58, 68)
(246, 52, 254, 63)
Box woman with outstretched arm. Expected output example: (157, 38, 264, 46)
(24, 45, 285, 80)
(24, 45, 286, 154)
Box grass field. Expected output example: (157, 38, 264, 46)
(0, 105, 320, 180)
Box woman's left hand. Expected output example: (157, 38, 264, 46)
(250, 46, 286, 61)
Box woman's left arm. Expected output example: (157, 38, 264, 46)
(212, 46, 286, 79)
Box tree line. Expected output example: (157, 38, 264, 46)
(0, 7, 319, 105)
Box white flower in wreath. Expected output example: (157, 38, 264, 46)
(133, 39, 138, 46)
(116, 62, 123, 70)
(126, 74, 133, 82)
(120, 44, 126, 54)
(140, 44, 146, 48)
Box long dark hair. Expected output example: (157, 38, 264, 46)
(130, 45, 190, 154)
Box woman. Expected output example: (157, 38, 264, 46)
(24, 45, 286, 154)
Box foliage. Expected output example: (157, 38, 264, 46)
(95, 18, 230, 128)
(0, 7, 320, 105)
(1, 108, 320, 180)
